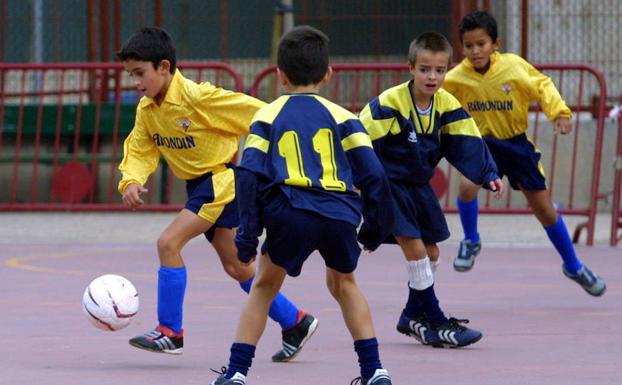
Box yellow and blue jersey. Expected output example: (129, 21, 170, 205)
(443, 51, 572, 139)
(236, 93, 393, 249)
(118, 69, 264, 193)
(359, 81, 498, 186)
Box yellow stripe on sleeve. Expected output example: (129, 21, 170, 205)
(244, 134, 270, 153)
(442, 119, 482, 137)
(341, 132, 373, 151)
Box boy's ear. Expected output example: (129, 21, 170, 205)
(158, 59, 171, 73)
(494, 38, 501, 51)
(276, 68, 289, 87)
(321, 66, 333, 84)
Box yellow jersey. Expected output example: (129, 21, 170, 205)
(443, 51, 572, 139)
(118, 69, 264, 193)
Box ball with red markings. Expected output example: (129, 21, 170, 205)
(82, 274, 139, 331)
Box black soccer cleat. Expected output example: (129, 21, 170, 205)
(271, 312, 319, 362)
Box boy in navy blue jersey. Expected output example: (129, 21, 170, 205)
(443, 11, 606, 296)
(359, 32, 504, 348)
(210, 26, 394, 385)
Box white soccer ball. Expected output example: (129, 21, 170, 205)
(82, 274, 139, 331)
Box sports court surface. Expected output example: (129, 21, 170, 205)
(1, 212, 619, 385)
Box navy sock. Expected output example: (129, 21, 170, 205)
(457, 197, 480, 242)
(417, 284, 447, 328)
(544, 215, 582, 274)
(354, 338, 382, 380)
(157, 266, 187, 334)
(239, 276, 299, 329)
(403, 285, 424, 319)
(226, 342, 255, 378)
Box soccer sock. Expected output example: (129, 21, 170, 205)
(406, 257, 447, 328)
(157, 266, 187, 334)
(402, 284, 425, 319)
(543, 215, 583, 274)
(226, 342, 256, 378)
(239, 277, 299, 329)
(354, 338, 382, 380)
(457, 197, 480, 242)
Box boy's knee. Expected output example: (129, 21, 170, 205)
(222, 261, 255, 282)
(326, 272, 354, 300)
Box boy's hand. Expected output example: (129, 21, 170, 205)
(234, 234, 258, 264)
(488, 178, 504, 199)
(553, 117, 572, 135)
(121, 183, 148, 209)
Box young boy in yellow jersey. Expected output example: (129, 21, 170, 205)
(359, 32, 504, 348)
(211, 25, 394, 385)
(116, 27, 318, 359)
(443, 11, 606, 296)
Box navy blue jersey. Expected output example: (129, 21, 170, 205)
(359, 81, 498, 186)
(235, 93, 394, 255)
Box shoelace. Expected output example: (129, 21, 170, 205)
(350, 376, 363, 385)
(210, 366, 228, 376)
(447, 317, 470, 331)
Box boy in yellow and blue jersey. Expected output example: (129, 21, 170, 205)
(211, 26, 394, 385)
(359, 32, 504, 348)
(116, 27, 317, 359)
(443, 11, 606, 296)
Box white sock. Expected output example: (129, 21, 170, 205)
(430, 259, 440, 275)
(406, 257, 434, 290)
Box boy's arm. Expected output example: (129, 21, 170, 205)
(342, 122, 394, 251)
(525, 61, 572, 122)
(439, 107, 499, 188)
(234, 167, 263, 263)
(233, 125, 271, 263)
(198, 83, 265, 136)
(117, 112, 160, 194)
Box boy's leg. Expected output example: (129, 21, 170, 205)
(325, 268, 390, 384)
(523, 189, 606, 296)
(130, 209, 211, 354)
(210, 227, 318, 361)
(214, 253, 287, 384)
(397, 236, 482, 348)
(454, 176, 482, 272)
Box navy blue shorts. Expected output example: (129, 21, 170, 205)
(387, 180, 449, 244)
(185, 165, 239, 243)
(484, 134, 547, 191)
(260, 192, 361, 277)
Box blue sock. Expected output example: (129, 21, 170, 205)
(403, 284, 424, 319)
(226, 342, 256, 378)
(354, 338, 382, 380)
(543, 215, 583, 274)
(157, 266, 187, 334)
(417, 285, 448, 328)
(239, 277, 299, 329)
(457, 197, 480, 242)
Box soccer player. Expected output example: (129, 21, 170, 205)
(210, 25, 394, 385)
(116, 27, 317, 359)
(359, 31, 504, 348)
(443, 10, 606, 296)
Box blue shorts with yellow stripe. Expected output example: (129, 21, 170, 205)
(387, 180, 450, 244)
(184, 164, 238, 242)
(483, 133, 547, 191)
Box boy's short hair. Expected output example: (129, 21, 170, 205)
(459, 10, 498, 42)
(277, 25, 329, 86)
(407, 32, 452, 66)
(117, 27, 176, 74)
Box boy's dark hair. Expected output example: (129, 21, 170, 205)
(407, 32, 452, 66)
(277, 25, 329, 86)
(459, 10, 498, 42)
(117, 27, 176, 74)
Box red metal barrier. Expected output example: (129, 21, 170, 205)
(0, 62, 243, 212)
(251, 63, 608, 245)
